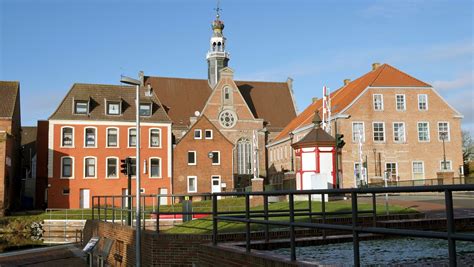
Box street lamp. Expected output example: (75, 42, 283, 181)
(120, 74, 142, 267)
(440, 132, 448, 171)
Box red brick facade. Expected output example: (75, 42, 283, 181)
(173, 116, 234, 195)
(0, 81, 21, 215)
(47, 121, 172, 209)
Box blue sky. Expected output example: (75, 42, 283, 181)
(1, 0, 473, 133)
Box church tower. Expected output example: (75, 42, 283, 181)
(207, 5, 230, 88)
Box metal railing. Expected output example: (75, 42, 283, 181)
(44, 208, 92, 243)
(92, 185, 474, 266)
(368, 176, 473, 187)
(211, 184, 474, 267)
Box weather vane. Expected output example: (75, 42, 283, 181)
(214, 0, 222, 18)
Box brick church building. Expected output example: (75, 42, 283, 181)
(145, 12, 297, 195)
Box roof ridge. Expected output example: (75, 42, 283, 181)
(368, 64, 388, 86)
(73, 82, 132, 88)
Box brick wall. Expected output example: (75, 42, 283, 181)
(173, 116, 234, 195)
(197, 244, 301, 267)
(84, 213, 446, 267)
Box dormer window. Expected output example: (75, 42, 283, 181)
(107, 101, 121, 115)
(74, 100, 88, 114)
(139, 103, 152, 117)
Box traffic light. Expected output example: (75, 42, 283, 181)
(121, 157, 131, 175)
(336, 134, 345, 148)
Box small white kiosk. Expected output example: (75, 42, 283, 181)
(292, 112, 337, 201)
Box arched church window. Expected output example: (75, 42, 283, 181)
(237, 138, 252, 175)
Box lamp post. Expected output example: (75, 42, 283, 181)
(120, 75, 142, 267)
(440, 132, 448, 171)
(289, 132, 294, 172)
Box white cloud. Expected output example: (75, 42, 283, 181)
(432, 72, 473, 91)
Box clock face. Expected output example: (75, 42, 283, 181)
(219, 110, 237, 128)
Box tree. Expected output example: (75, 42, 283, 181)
(462, 130, 473, 176)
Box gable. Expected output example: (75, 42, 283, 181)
(0, 81, 19, 118)
(201, 75, 256, 125)
(176, 115, 233, 146)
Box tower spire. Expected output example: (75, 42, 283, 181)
(207, 1, 230, 88)
(215, 0, 222, 19)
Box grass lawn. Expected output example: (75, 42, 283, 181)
(164, 197, 417, 234)
(0, 197, 416, 235)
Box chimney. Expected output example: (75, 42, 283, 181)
(372, 63, 381, 70)
(139, 71, 145, 86)
(312, 97, 319, 103)
(344, 79, 351, 86)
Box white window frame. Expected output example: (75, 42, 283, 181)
(128, 127, 137, 148)
(418, 94, 428, 111)
(83, 156, 97, 179)
(106, 101, 121, 116)
(417, 122, 430, 142)
(105, 157, 119, 179)
(393, 122, 406, 143)
(205, 129, 213, 140)
(352, 122, 365, 142)
(373, 94, 384, 111)
(61, 126, 74, 148)
(139, 103, 152, 117)
(149, 128, 162, 148)
(385, 162, 398, 180)
(60, 156, 74, 179)
(437, 122, 450, 142)
(395, 94, 406, 111)
(188, 151, 197, 166)
(187, 176, 197, 193)
(412, 161, 425, 180)
(211, 151, 220, 165)
(194, 129, 202, 139)
(74, 100, 89, 115)
(106, 127, 119, 148)
(149, 157, 162, 178)
(372, 122, 385, 142)
(84, 126, 97, 148)
(440, 160, 452, 171)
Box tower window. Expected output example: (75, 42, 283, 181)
(224, 87, 230, 100)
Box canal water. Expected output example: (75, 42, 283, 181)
(272, 237, 474, 266)
(0, 233, 46, 253)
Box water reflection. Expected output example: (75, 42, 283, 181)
(273, 237, 474, 265)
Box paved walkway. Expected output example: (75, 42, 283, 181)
(360, 192, 474, 218)
(0, 244, 87, 266)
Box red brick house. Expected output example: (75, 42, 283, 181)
(173, 116, 233, 197)
(0, 81, 22, 215)
(268, 63, 464, 188)
(47, 83, 172, 209)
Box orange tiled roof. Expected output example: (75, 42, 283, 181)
(272, 64, 431, 142)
